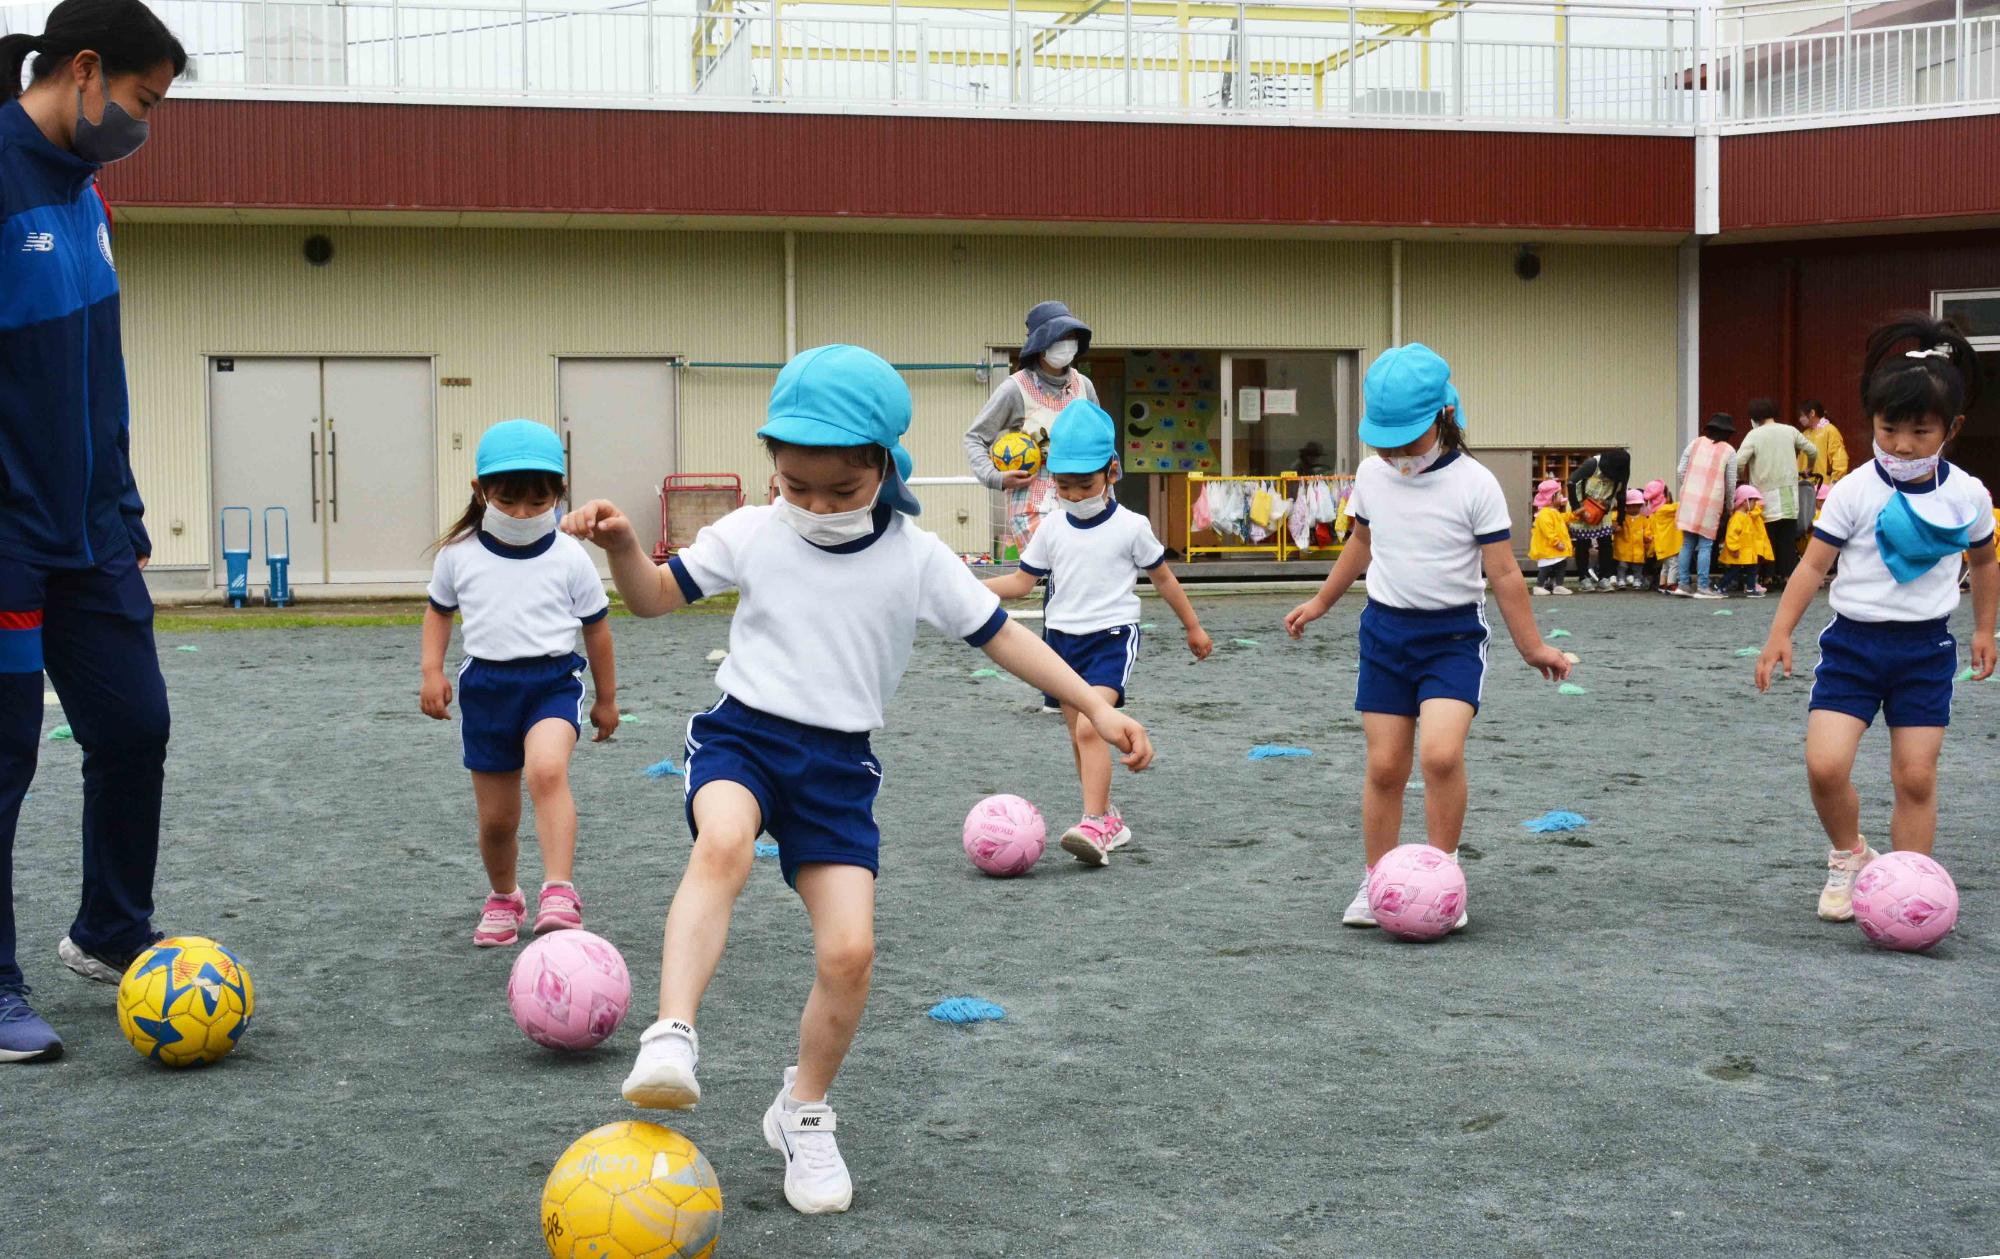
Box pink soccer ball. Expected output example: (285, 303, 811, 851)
(963, 794, 1046, 877)
(1851, 851, 1959, 952)
(507, 929, 632, 1050)
(1366, 845, 1467, 942)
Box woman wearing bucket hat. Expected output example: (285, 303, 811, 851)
(1673, 412, 1741, 598)
(964, 301, 1100, 556)
(0, 0, 188, 1063)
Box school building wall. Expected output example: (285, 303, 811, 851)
(115, 223, 1682, 579)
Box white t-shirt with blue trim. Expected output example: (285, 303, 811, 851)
(668, 505, 1006, 733)
(1812, 460, 1994, 623)
(429, 531, 610, 661)
(1019, 501, 1167, 634)
(1346, 451, 1513, 611)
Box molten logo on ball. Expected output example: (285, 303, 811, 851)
(963, 794, 1046, 877)
(1367, 845, 1466, 942)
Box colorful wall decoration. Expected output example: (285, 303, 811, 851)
(1122, 350, 1219, 474)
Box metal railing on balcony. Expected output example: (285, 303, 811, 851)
(3, 0, 1997, 131)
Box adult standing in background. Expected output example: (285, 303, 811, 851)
(1737, 396, 1818, 587)
(1566, 449, 1630, 591)
(1796, 398, 1848, 542)
(0, 0, 185, 1063)
(964, 301, 1099, 557)
(1674, 413, 1740, 600)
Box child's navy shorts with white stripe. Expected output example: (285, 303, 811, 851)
(1810, 614, 1956, 728)
(1355, 599, 1490, 717)
(458, 652, 587, 772)
(683, 695, 884, 888)
(1044, 623, 1141, 707)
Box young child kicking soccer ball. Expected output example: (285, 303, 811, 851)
(564, 345, 1153, 1216)
(983, 399, 1211, 864)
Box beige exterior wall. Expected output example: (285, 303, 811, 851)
(116, 225, 1679, 574)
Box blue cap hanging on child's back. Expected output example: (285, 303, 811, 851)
(1360, 344, 1466, 449)
(758, 344, 923, 516)
(477, 419, 566, 478)
(1046, 399, 1119, 475)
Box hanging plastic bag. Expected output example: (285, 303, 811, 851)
(1191, 482, 1213, 532)
(1250, 488, 1274, 528)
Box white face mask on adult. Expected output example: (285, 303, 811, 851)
(483, 504, 557, 546)
(1040, 340, 1079, 371)
(777, 491, 880, 547)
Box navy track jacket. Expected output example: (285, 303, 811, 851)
(0, 99, 148, 568)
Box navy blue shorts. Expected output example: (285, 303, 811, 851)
(1810, 614, 1956, 729)
(1045, 624, 1141, 707)
(458, 653, 586, 773)
(1355, 600, 1490, 717)
(683, 696, 883, 888)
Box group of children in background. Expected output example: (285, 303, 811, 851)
(1530, 474, 1694, 595)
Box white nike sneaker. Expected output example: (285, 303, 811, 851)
(1818, 840, 1877, 922)
(1341, 873, 1377, 928)
(621, 1018, 701, 1109)
(763, 1066, 853, 1214)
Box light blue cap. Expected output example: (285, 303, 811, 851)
(757, 344, 922, 516)
(1359, 344, 1465, 449)
(476, 420, 565, 478)
(1047, 399, 1119, 474)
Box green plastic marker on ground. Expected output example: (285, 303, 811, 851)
(1558, 683, 1589, 696)
(47, 725, 72, 741)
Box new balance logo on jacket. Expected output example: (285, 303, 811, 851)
(20, 231, 52, 252)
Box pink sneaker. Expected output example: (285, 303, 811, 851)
(1102, 807, 1134, 851)
(534, 884, 584, 934)
(474, 889, 528, 948)
(1059, 817, 1114, 867)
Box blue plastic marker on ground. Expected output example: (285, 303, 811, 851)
(754, 839, 779, 858)
(641, 758, 683, 779)
(1248, 745, 1313, 760)
(1522, 810, 1590, 833)
(928, 997, 1006, 1025)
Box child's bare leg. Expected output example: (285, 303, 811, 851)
(1804, 710, 1868, 850)
(1059, 703, 1086, 802)
(471, 770, 523, 894)
(791, 863, 875, 1102)
(1066, 687, 1120, 816)
(1416, 698, 1476, 854)
(522, 718, 580, 884)
(1360, 713, 1416, 867)
(658, 781, 761, 1022)
(1887, 725, 1945, 855)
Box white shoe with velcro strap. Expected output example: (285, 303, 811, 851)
(762, 1066, 853, 1214)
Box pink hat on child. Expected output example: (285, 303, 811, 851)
(1733, 484, 1764, 509)
(1625, 489, 1645, 507)
(1816, 482, 1831, 502)
(1642, 478, 1667, 511)
(1534, 479, 1564, 509)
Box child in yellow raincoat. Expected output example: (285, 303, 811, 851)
(1719, 483, 1774, 597)
(1529, 479, 1574, 595)
(1611, 489, 1650, 589)
(1643, 478, 1682, 592)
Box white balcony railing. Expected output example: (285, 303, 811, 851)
(4, 0, 1997, 132)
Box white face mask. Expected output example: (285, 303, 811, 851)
(1060, 493, 1107, 519)
(776, 490, 880, 548)
(1873, 440, 1942, 484)
(1040, 339, 1079, 371)
(482, 504, 557, 546)
(1387, 442, 1445, 479)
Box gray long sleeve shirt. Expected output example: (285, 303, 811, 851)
(963, 369, 1101, 489)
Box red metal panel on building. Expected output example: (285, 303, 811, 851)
(101, 100, 1694, 233)
(1720, 116, 2000, 233)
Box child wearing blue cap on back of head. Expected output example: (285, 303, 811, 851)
(984, 399, 1212, 866)
(1282, 344, 1569, 934)
(420, 419, 619, 949)
(563, 344, 1153, 1216)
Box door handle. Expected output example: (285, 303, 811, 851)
(309, 431, 320, 523)
(328, 429, 339, 522)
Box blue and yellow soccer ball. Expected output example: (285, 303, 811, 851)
(115, 935, 255, 1068)
(989, 430, 1041, 474)
(543, 1121, 723, 1259)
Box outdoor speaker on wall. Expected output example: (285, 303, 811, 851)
(303, 235, 335, 267)
(1514, 245, 1541, 281)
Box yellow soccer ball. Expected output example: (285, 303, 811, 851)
(542, 1121, 723, 1259)
(116, 935, 255, 1068)
(989, 430, 1042, 474)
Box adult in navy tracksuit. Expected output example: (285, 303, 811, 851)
(0, 0, 186, 1063)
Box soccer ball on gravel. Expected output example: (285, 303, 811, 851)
(1366, 845, 1466, 942)
(508, 929, 632, 1051)
(542, 1121, 722, 1259)
(1851, 851, 1959, 952)
(963, 794, 1046, 877)
(116, 935, 255, 1068)
(989, 430, 1041, 474)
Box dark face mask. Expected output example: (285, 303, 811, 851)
(73, 86, 150, 164)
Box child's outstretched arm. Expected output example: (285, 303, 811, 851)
(982, 568, 1040, 601)
(1285, 524, 1371, 637)
(562, 500, 688, 618)
(1145, 561, 1213, 660)
(981, 619, 1154, 770)
(419, 605, 455, 719)
(1482, 539, 1570, 681)
(1968, 542, 1997, 680)
(1755, 537, 1837, 691)
(581, 617, 620, 742)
